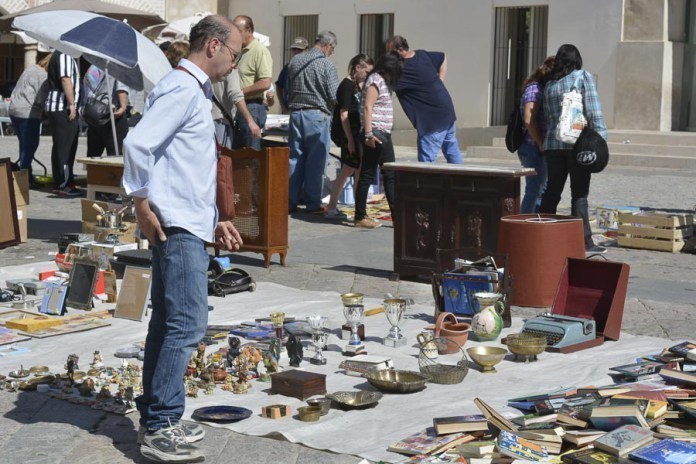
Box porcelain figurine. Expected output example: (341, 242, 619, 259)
(65, 354, 79, 385)
(286, 334, 303, 367)
(204, 380, 215, 395)
(221, 374, 234, 391)
(114, 387, 125, 405)
(193, 341, 207, 375)
(78, 378, 95, 397)
(232, 354, 251, 394)
(226, 336, 241, 367)
(262, 350, 279, 375)
(96, 386, 111, 401)
(91, 350, 104, 368)
(470, 292, 505, 341)
(124, 386, 135, 408)
(270, 337, 282, 360)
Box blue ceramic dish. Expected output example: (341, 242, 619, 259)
(191, 406, 252, 423)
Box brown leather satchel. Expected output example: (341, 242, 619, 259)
(216, 145, 236, 221)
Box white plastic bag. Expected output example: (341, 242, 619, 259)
(555, 74, 586, 144)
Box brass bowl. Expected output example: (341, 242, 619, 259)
(297, 406, 321, 422)
(502, 333, 546, 362)
(306, 397, 331, 415)
(466, 346, 507, 373)
(29, 366, 49, 375)
(340, 293, 364, 306)
(363, 369, 428, 393)
(327, 391, 382, 410)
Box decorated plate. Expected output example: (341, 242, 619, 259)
(191, 406, 252, 423)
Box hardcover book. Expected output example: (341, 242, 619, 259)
(628, 438, 696, 464)
(562, 429, 606, 446)
(433, 414, 488, 435)
(593, 424, 655, 456)
(589, 404, 650, 431)
(660, 369, 696, 387)
(668, 341, 696, 361)
(562, 448, 636, 464)
(610, 362, 664, 378)
(387, 429, 473, 456)
(496, 430, 548, 461)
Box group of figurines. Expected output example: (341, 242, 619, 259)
(184, 333, 305, 397)
(38, 351, 140, 414)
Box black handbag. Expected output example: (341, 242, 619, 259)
(573, 126, 609, 173)
(83, 93, 111, 126)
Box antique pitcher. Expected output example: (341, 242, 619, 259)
(470, 292, 504, 341)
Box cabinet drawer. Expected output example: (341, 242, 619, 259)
(396, 172, 444, 190)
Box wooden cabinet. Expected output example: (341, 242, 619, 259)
(382, 162, 533, 277)
(229, 147, 289, 267)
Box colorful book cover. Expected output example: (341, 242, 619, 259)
(628, 439, 696, 464)
(562, 448, 636, 464)
(496, 430, 548, 462)
(668, 341, 696, 361)
(610, 362, 664, 377)
(387, 428, 467, 456)
(593, 424, 653, 455)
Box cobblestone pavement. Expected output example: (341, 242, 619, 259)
(0, 136, 694, 463)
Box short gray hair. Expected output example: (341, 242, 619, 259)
(315, 30, 337, 47)
(189, 15, 233, 53)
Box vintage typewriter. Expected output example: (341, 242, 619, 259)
(522, 313, 596, 349)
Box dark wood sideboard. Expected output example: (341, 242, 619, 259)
(381, 162, 534, 277)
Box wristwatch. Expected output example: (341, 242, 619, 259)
(364, 131, 373, 141)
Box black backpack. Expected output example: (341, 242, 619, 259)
(505, 106, 524, 153)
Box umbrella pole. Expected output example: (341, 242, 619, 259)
(104, 66, 120, 157)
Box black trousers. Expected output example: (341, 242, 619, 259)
(86, 114, 129, 157)
(355, 132, 396, 221)
(48, 110, 79, 190)
(539, 149, 594, 248)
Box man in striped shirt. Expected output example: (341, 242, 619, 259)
(287, 30, 339, 214)
(45, 51, 82, 196)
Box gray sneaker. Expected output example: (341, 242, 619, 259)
(138, 421, 205, 445)
(140, 425, 204, 463)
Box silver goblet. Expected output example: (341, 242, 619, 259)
(310, 332, 329, 365)
(307, 315, 328, 332)
(343, 304, 364, 346)
(383, 298, 407, 347)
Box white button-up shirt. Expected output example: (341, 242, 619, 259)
(123, 59, 217, 242)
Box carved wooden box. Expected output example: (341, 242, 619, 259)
(270, 369, 327, 400)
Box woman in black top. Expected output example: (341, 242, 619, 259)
(325, 53, 374, 220)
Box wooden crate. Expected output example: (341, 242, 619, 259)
(617, 212, 694, 252)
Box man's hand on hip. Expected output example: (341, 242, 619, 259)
(134, 198, 166, 244)
(215, 221, 243, 251)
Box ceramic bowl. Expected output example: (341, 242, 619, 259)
(467, 346, 507, 373)
(297, 406, 322, 422)
(327, 391, 383, 410)
(363, 369, 428, 393)
(306, 397, 331, 415)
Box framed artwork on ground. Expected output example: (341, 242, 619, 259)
(66, 257, 99, 311)
(0, 158, 20, 249)
(114, 266, 152, 321)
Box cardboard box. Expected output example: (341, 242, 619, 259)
(16, 206, 27, 243)
(261, 404, 291, 419)
(12, 169, 29, 206)
(270, 370, 326, 400)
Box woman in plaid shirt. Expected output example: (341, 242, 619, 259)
(540, 44, 607, 254)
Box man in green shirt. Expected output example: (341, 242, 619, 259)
(232, 15, 273, 150)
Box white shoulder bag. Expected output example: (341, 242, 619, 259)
(555, 72, 586, 144)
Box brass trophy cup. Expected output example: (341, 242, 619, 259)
(382, 298, 407, 347)
(308, 315, 329, 365)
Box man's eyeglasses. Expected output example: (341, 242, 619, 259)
(220, 41, 242, 65)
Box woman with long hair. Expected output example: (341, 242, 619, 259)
(325, 53, 374, 220)
(354, 52, 401, 229)
(517, 56, 554, 213)
(9, 53, 52, 185)
(540, 44, 607, 253)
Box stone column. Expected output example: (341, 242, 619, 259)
(23, 42, 37, 69)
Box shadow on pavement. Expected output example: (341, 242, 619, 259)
(27, 218, 81, 241)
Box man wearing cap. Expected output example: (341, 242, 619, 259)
(232, 15, 273, 150)
(276, 37, 308, 114)
(287, 31, 339, 214)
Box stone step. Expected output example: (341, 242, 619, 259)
(492, 133, 696, 150)
(467, 145, 696, 170)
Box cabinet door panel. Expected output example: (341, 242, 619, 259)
(447, 195, 500, 251)
(394, 194, 445, 270)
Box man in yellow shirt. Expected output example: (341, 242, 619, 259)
(232, 15, 273, 150)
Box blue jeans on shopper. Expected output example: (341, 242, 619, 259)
(136, 227, 209, 431)
(417, 122, 463, 164)
(10, 116, 41, 182)
(233, 101, 266, 150)
(517, 140, 548, 214)
(288, 109, 331, 211)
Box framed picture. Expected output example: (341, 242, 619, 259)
(0, 158, 20, 249)
(66, 257, 99, 311)
(40, 282, 68, 316)
(114, 266, 152, 321)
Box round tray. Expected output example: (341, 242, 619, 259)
(327, 391, 382, 410)
(418, 336, 469, 385)
(363, 369, 428, 394)
(191, 406, 252, 423)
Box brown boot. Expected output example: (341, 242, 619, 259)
(354, 217, 382, 229)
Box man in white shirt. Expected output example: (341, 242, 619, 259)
(122, 15, 242, 463)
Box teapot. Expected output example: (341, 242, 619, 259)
(470, 292, 504, 341)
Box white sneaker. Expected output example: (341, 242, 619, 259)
(140, 424, 204, 462)
(138, 421, 205, 445)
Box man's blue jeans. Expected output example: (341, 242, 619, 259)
(10, 116, 41, 181)
(288, 109, 330, 210)
(517, 140, 548, 214)
(136, 227, 209, 430)
(233, 101, 266, 150)
(417, 122, 463, 164)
